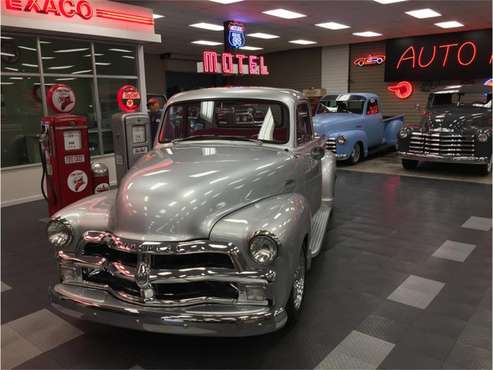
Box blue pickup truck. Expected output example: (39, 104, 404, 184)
(313, 93, 404, 164)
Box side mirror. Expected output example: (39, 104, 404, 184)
(311, 146, 325, 160)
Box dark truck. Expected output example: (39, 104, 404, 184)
(398, 84, 492, 175)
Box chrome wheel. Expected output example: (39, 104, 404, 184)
(292, 251, 306, 310)
(351, 144, 361, 164)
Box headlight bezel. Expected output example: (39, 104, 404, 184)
(248, 231, 280, 266)
(477, 131, 490, 143)
(399, 128, 409, 139)
(336, 135, 347, 145)
(47, 218, 73, 248)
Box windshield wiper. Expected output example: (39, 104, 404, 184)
(173, 135, 262, 144)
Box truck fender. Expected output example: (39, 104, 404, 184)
(209, 193, 311, 308)
(384, 118, 405, 146)
(335, 130, 368, 158)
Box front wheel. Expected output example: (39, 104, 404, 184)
(346, 143, 362, 165)
(478, 159, 492, 176)
(401, 158, 419, 170)
(285, 248, 306, 323)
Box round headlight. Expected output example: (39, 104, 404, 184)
(249, 234, 279, 265)
(336, 136, 347, 145)
(477, 132, 489, 143)
(399, 128, 409, 139)
(47, 219, 73, 248)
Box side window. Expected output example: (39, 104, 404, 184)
(296, 103, 313, 145)
(367, 98, 379, 115)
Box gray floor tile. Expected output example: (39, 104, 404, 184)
(443, 342, 492, 369)
(462, 216, 492, 231)
(387, 275, 445, 309)
(6, 309, 83, 353)
(1, 326, 42, 369)
(432, 240, 476, 262)
(1, 281, 12, 293)
(316, 330, 395, 370)
(458, 322, 492, 351)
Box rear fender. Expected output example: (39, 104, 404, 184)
(384, 118, 405, 146)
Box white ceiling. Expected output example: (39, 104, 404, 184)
(120, 0, 492, 56)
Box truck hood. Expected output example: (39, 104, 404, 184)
(421, 107, 492, 133)
(109, 142, 295, 241)
(313, 113, 362, 136)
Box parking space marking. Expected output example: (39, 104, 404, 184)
(1, 281, 11, 293)
(315, 330, 395, 370)
(462, 216, 492, 231)
(1, 309, 83, 368)
(387, 275, 445, 309)
(432, 240, 477, 262)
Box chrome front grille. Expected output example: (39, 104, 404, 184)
(408, 132, 475, 157)
(326, 138, 336, 153)
(58, 231, 271, 307)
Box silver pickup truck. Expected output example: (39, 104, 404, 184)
(48, 87, 336, 337)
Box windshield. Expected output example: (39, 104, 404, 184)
(158, 100, 289, 144)
(429, 92, 492, 109)
(317, 94, 366, 114)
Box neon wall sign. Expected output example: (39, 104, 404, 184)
(353, 54, 386, 67)
(224, 21, 246, 51)
(385, 30, 492, 81)
(387, 81, 414, 99)
(4, 0, 154, 24)
(201, 51, 269, 76)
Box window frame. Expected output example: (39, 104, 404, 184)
(295, 101, 313, 146)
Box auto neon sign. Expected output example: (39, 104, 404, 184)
(3, 0, 154, 25)
(202, 50, 269, 76)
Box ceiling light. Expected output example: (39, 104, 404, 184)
(0, 52, 16, 57)
(122, 55, 136, 59)
(373, 0, 407, 4)
(210, 0, 243, 3)
(48, 65, 75, 70)
(56, 77, 77, 81)
(9, 77, 24, 80)
(240, 46, 264, 51)
(191, 40, 222, 46)
(316, 22, 350, 30)
(39, 40, 51, 44)
(72, 70, 93, 74)
(1, 82, 15, 85)
(95, 62, 111, 66)
(153, 14, 164, 19)
(353, 31, 382, 37)
(18, 46, 37, 52)
(0, 36, 13, 40)
(289, 40, 317, 45)
(248, 32, 280, 39)
(190, 22, 224, 31)
(4, 67, 19, 71)
(262, 9, 306, 19)
(109, 48, 133, 53)
(42, 57, 55, 60)
(21, 63, 38, 68)
(406, 8, 441, 19)
(435, 21, 464, 29)
(54, 48, 90, 53)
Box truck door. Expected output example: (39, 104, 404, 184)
(294, 102, 322, 214)
(365, 97, 384, 147)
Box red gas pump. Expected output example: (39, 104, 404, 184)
(40, 114, 93, 216)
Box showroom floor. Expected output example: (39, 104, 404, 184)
(1, 170, 491, 370)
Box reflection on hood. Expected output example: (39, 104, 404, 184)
(109, 143, 295, 241)
(422, 107, 492, 133)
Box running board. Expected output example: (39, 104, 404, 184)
(309, 205, 332, 258)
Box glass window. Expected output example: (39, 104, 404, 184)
(1, 76, 43, 167)
(296, 103, 313, 145)
(159, 100, 289, 144)
(94, 43, 137, 76)
(317, 95, 339, 114)
(367, 98, 379, 115)
(98, 78, 139, 153)
(334, 94, 366, 114)
(1, 34, 39, 74)
(40, 38, 92, 76)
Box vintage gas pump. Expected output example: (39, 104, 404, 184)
(112, 112, 152, 183)
(40, 115, 93, 216)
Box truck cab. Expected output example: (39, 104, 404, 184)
(314, 93, 404, 164)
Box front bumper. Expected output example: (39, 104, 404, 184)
(400, 152, 490, 165)
(50, 283, 287, 336)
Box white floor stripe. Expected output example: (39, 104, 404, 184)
(1, 309, 83, 369)
(387, 275, 445, 309)
(1, 281, 12, 293)
(462, 216, 492, 231)
(316, 330, 395, 370)
(432, 240, 476, 262)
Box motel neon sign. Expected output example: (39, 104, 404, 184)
(202, 50, 269, 76)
